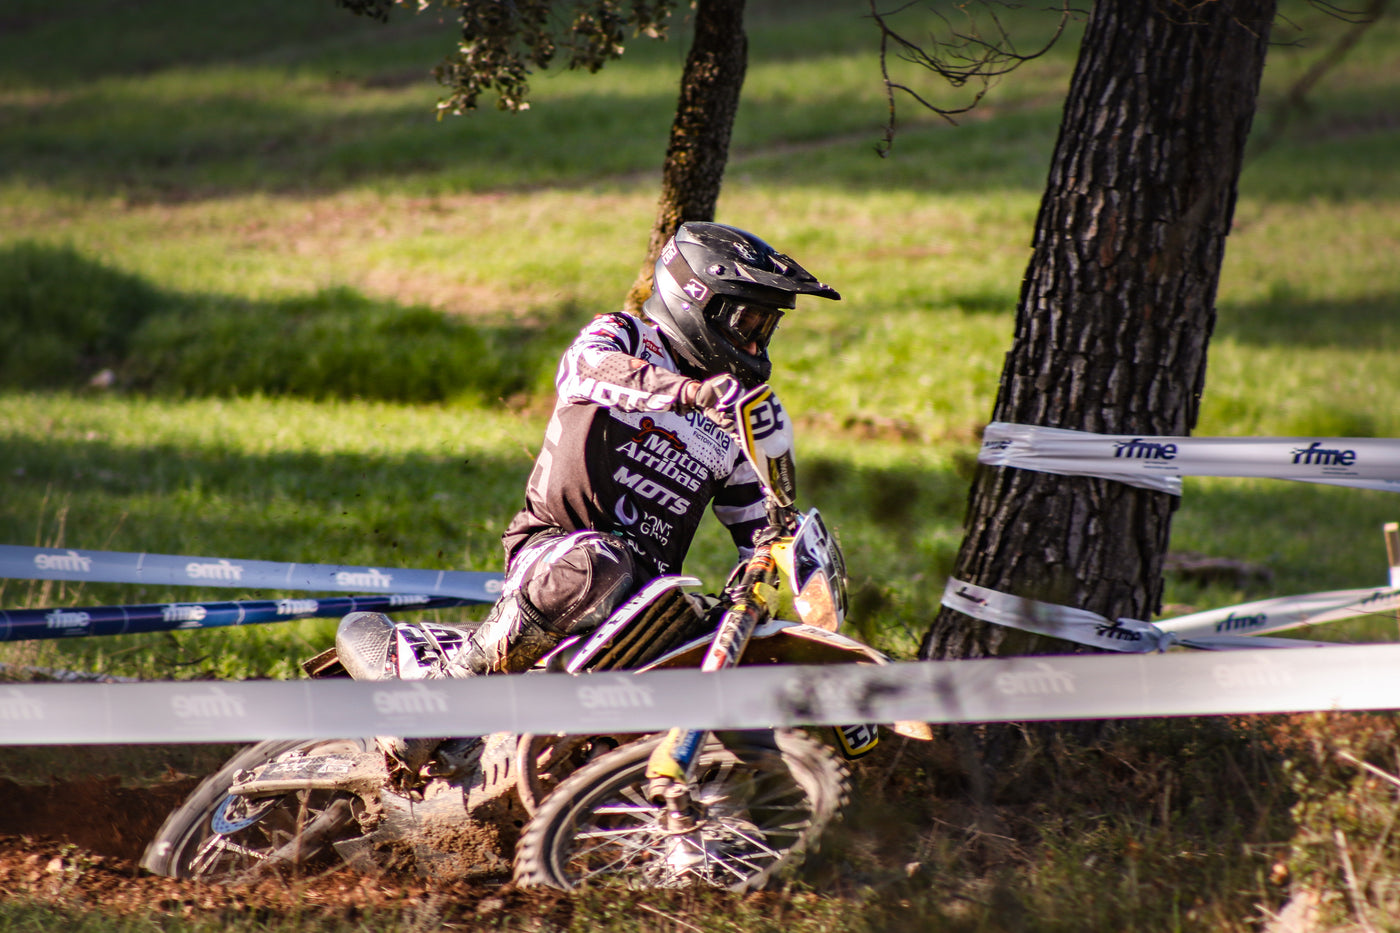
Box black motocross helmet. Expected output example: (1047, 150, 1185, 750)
(643, 222, 840, 387)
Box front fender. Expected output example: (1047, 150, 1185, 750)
(644, 618, 889, 670)
(644, 621, 934, 743)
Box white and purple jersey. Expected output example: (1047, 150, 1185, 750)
(502, 312, 766, 576)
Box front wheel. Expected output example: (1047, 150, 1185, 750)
(513, 730, 848, 892)
(140, 738, 370, 880)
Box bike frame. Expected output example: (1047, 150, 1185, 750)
(645, 385, 797, 787)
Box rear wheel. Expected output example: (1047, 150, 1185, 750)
(514, 730, 848, 892)
(141, 738, 370, 880)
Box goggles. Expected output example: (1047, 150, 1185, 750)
(711, 298, 785, 351)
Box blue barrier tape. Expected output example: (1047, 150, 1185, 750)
(0, 545, 502, 602)
(0, 593, 477, 642)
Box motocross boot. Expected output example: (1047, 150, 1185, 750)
(334, 611, 446, 781)
(437, 590, 562, 677)
(335, 610, 398, 680)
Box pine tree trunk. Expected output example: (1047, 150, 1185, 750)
(920, 0, 1277, 661)
(624, 0, 747, 313)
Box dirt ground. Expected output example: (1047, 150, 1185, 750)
(0, 766, 577, 926)
(0, 736, 937, 927)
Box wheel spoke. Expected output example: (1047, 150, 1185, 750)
(521, 732, 846, 893)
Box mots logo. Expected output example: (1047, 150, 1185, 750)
(612, 466, 691, 516)
(1112, 438, 1178, 460)
(574, 377, 670, 412)
(616, 421, 709, 492)
(1290, 441, 1357, 467)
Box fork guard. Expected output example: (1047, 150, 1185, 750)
(645, 618, 889, 670)
(644, 619, 933, 750)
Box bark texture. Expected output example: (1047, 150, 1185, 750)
(624, 0, 747, 312)
(921, 0, 1277, 660)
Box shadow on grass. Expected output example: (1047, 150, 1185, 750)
(0, 432, 528, 573)
(0, 0, 1080, 202)
(1215, 291, 1400, 349)
(0, 429, 531, 676)
(0, 241, 573, 401)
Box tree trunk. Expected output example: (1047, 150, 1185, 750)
(920, 0, 1277, 661)
(623, 0, 747, 313)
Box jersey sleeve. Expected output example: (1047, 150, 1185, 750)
(712, 458, 767, 556)
(556, 313, 694, 413)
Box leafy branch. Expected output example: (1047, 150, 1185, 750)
(339, 0, 675, 115)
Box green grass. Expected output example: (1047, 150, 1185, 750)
(0, 2, 1399, 928)
(0, 0, 1395, 663)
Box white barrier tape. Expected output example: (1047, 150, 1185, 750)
(1155, 587, 1400, 639)
(3, 645, 1400, 745)
(941, 578, 1173, 653)
(940, 578, 1344, 653)
(0, 545, 502, 602)
(979, 423, 1400, 495)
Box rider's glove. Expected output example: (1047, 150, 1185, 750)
(680, 374, 742, 433)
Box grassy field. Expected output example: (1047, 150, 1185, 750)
(1, 0, 1399, 929)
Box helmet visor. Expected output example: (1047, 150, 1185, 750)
(712, 299, 785, 352)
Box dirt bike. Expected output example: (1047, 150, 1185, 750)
(141, 384, 931, 891)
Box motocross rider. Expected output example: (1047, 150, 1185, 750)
(336, 222, 839, 774)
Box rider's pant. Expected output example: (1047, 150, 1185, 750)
(447, 529, 639, 676)
(334, 530, 639, 775)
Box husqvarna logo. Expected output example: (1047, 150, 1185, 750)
(578, 676, 654, 710)
(747, 397, 786, 441)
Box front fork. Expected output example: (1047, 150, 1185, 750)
(644, 543, 777, 802)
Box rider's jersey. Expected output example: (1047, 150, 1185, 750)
(502, 312, 767, 577)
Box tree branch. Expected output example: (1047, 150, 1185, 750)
(867, 0, 1081, 156)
